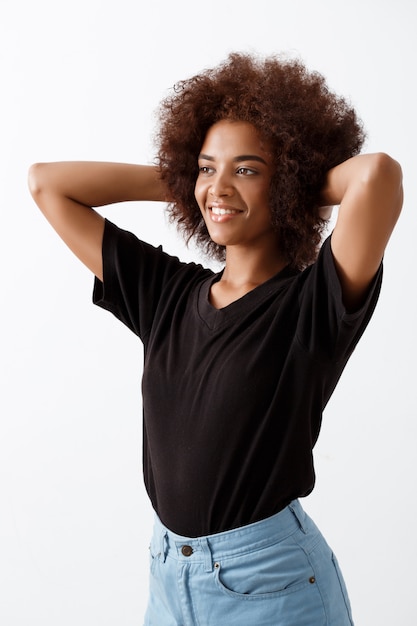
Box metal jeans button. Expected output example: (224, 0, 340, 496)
(181, 545, 193, 557)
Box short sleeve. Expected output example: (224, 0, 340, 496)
(296, 235, 383, 364)
(93, 219, 189, 340)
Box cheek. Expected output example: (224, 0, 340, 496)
(194, 181, 205, 211)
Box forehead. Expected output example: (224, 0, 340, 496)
(200, 120, 271, 157)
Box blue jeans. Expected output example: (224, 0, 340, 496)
(144, 500, 354, 625)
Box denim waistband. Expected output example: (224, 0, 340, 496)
(151, 500, 308, 573)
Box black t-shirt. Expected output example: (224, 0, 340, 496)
(93, 219, 382, 537)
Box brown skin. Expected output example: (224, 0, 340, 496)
(323, 152, 403, 309)
(195, 120, 286, 309)
(29, 54, 402, 308)
(28, 162, 167, 281)
(29, 124, 403, 311)
(156, 52, 368, 269)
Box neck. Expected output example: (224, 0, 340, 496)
(221, 242, 286, 288)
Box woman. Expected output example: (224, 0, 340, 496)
(29, 53, 402, 625)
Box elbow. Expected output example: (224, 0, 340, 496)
(380, 153, 403, 221)
(367, 152, 403, 220)
(366, 152, 402, 184)
(28, 162, 46, 200)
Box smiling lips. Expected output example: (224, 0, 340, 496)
(209, 204, 243, 223)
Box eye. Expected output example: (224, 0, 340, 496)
(236, 166, 256, 175)
(198, 165, 214, 175)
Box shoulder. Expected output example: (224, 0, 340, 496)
(101, 220, 215, 307)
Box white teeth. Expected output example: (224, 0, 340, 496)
(211, 207, 239, 215)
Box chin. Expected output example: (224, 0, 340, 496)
(208, 235, 232, 248)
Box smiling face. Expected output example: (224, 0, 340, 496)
(195, 120, 278, 252)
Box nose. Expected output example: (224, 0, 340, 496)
(209, 170, 233, 198)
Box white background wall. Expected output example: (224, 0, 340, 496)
(1, 0, 415, 624)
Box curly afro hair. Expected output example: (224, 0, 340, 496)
(156, 52, 365, 269)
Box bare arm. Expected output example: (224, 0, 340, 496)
(321, 153, 403, 310)
(28, 162, 168, 281)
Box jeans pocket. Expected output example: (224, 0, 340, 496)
(213, 535, 316, 600)
(149, 542, 160, 576)
(331, 553, 354, 623)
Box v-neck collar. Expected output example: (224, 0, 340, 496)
(196, 264, 298, 331)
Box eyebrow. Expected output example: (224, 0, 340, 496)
(198, 153, 268, 165)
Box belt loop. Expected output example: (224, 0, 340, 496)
(159, 530, 167, 563)
(289, 500, 307, 534)
(199, 537, 213, 572)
